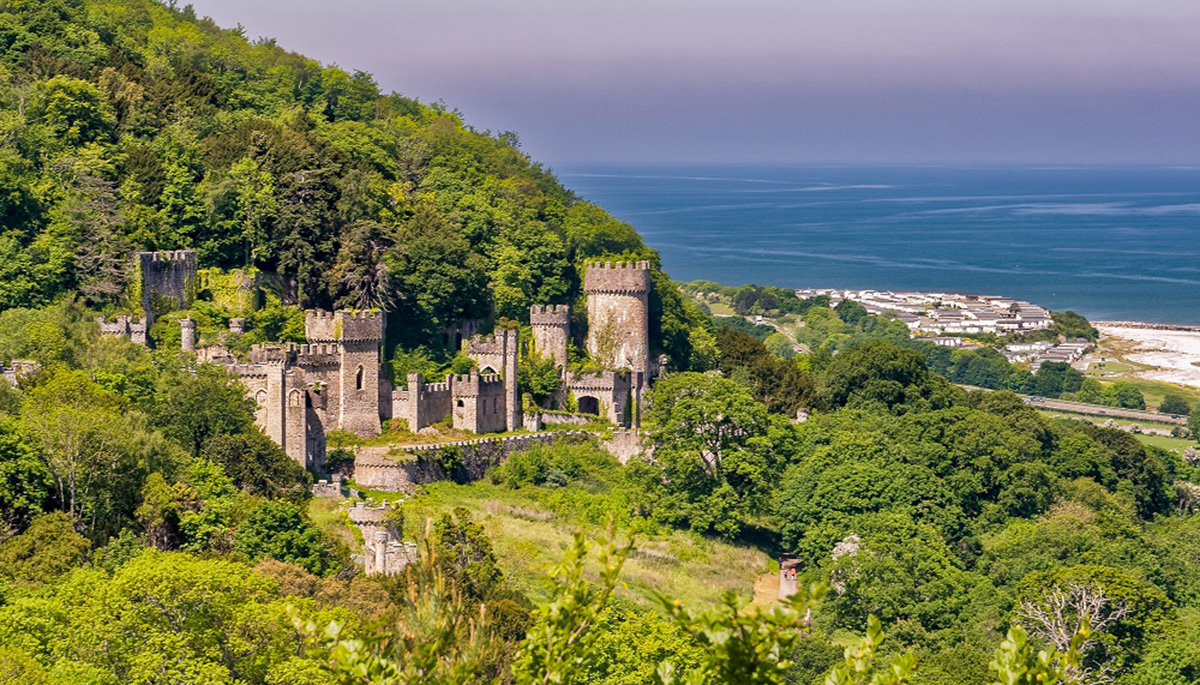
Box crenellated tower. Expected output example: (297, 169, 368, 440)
(530, 304, 570, 370)
(306, 309, 384, 437)
(463, 328, 521, 431)
(584, 261, 651, 384)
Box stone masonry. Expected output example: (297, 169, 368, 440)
(346, 502, 418, 576)
(463, 329, 521, 431)
(584, 261, 651, 385)
(530, 304, 570, 369)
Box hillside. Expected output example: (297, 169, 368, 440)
(0, 0, 706, 365)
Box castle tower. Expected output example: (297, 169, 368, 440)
(584, 261, 651, 384)
(180, 318, 196, 351)
(530, 305, 570, 370)
(134, 250, 197, 325)
(305, 309, 384, 437)
(464, 329, 521, 432)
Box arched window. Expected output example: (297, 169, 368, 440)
(255, 389, 267, 405)
(288, 389, 302, 408)
(355, 365, 364, 391)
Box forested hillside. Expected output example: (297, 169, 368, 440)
(4, 2, 1200, 685)
(0, 0, 707, 364)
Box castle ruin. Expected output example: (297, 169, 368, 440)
(346, 501, 418, 576)
(98, 250, 198, 346)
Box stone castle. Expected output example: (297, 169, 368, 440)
(102, 255, 657, 472)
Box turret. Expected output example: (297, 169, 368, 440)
(180, 318, 196, 351)
(530, 304, 570, 369)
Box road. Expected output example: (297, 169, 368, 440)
(1021, 397, 1186, 426)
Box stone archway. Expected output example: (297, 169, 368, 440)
(577, 395, 600, 416)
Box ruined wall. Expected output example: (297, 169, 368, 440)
(136, 250, 197, 321)
(392, 373, 454, 431)
(180, 319, 196, 351)
(97, 315, 148, 345)
(584, 262, 650, 382)
(352, 431, 593, 492)
(530, 305, 570, 369)
(602, 428, 642, 464)
(565, 370, 632, 427)
(346, 502, 418, 576)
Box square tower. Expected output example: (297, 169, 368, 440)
(134, 250, 197, 323)
(584, 261, 651, 382)
(305, 309, 384, 437)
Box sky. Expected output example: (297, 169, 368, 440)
(186, 0, 1200, 165)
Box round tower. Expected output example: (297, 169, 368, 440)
(180, 318, 196, 351)
(583, 261, 651, 383)
(530, 304, 570, 370)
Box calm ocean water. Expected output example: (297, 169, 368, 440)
(558, 164, 1200, 325)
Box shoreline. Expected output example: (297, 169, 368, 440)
(1094, 323, 1200, 390)
(1092, 320, 1200, 333)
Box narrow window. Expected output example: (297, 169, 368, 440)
(356, 365, 364, 391)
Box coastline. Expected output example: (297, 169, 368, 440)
(1094, 322, 1200, 390)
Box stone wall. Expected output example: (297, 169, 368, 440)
(136, 250, 197, 321)
(393, 373, 454, 431)
(452, 371, 508, 434)
(353, 431, 593, 492)
(565, 370, 632, 427)
(464, 329, 520, 431)
(346, 502, 417, 576)
(601, 428, 642, 464)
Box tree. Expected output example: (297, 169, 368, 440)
(635, 372, 773, 537)
(233, 499, 334, 575)
(19, 369, 139, 535)
(153, 365, 255, 458)
(0, 511, 89, 587)
(329, 220, 395, 310)
(1158, 394, 1191, 416)
(202, 431, 311, 500)
(0, 417, 51, 532)
(1014, 582, 1129, 685)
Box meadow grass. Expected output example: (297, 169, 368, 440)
(394, 480, 771, 610)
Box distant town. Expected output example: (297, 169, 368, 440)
(794, 288, 1091, 370)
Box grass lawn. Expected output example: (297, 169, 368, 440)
(707, 301, 736, 316)
(1039, 410, 1195, 454)
(385, 481, 772, 610)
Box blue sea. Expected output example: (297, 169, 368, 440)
(558, 164, 1200, 325)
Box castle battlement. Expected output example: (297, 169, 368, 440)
(584, 261, 652, 294)
(139, 249, 196, 264)
(306, 308, 384, 342)
(530, 304, 571, 325)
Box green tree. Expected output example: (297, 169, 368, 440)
(1158, 394, 1191, 416)
(202, 431, 311, 500)
(0, 511, 89, 587)
(153, 365, 255, 458)
(19, 370, 140, 535)
(233, 499, 334, 575)
(635, 372, 773, 537)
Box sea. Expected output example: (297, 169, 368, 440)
(557, 164, 1200, 325)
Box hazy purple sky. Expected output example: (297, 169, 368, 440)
(187, 0, 1200, 165)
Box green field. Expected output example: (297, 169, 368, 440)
(1038, 409, 1195, 454)
(359, 481, 772, 609)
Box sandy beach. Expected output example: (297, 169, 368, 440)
(1096, 324, 1200, 389)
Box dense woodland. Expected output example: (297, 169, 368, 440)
(2, 2, 1200, 685)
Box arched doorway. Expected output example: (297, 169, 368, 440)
(577, 396, 600, 417)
